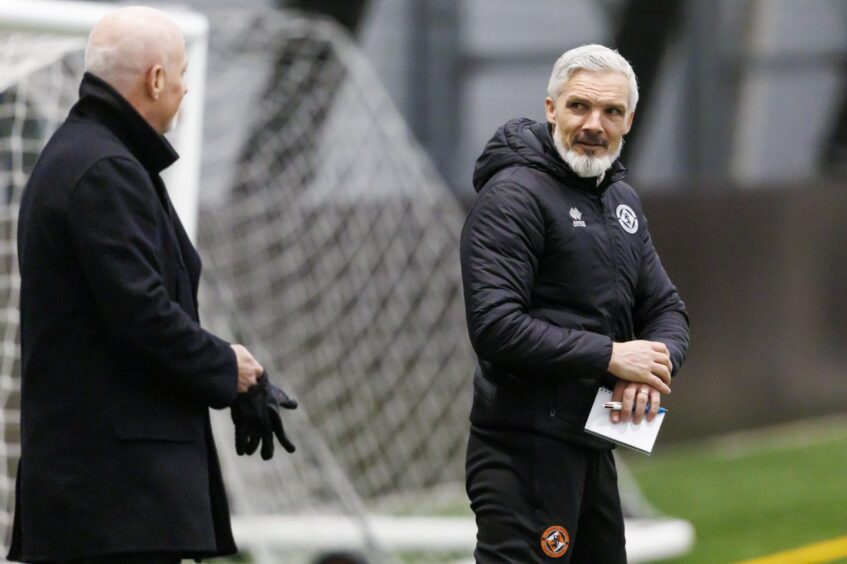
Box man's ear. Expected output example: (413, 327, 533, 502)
(544, 96, 556, 125)
(145, 64, 165, 100)
(624, 111, 635, 135)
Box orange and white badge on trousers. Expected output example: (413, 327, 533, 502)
(541, 525, 570, 558)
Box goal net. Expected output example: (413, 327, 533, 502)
(196, 10, 476, 562)
(0, 5, 476, 563)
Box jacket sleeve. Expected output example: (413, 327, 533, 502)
(460, 182, 612, 376)
(633, 219, 690, 376)
(67, 157, 238, 408)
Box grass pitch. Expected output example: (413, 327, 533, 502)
(219, 416, 847, 563)
(622, 415, 847, 563)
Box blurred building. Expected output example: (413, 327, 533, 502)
(360, 0, 847, 200)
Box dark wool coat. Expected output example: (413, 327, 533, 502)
(9, 73, 239, 561)
(461, 118, 690, 448)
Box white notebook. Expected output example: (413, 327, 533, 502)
(584, 387, 666, 455)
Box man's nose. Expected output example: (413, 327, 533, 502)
(582, 110, 603, 133)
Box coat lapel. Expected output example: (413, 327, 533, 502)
(152, 176, 202, 320)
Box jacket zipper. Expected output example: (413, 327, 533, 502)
(600, 194, 621, 337)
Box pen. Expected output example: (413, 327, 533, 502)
(604, 401, 667, 414)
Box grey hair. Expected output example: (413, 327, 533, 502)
(547, 44, 639, 113)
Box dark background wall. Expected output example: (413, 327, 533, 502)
(645, 181, 847, 441)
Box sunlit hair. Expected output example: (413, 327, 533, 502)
(547, 44, 639, 114)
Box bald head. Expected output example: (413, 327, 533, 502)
(85, 6, 188, 134)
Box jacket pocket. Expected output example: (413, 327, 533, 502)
(554, 378, 597, 426)
(110, 411, 204, 442)
(109, 372, 205, 442)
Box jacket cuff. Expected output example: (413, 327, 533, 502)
(204, 337, 240, 409)
(584, 333, 614, 377)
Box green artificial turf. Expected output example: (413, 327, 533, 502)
(214, 417, 847, 563)
(622, 416, 847, 563)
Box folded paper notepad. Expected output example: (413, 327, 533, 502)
(584, 387, 666, 454)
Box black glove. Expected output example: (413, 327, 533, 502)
(231, 372, 298, 459)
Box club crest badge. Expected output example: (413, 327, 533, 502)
(540, 525, 570, 558)
(616, 204, 638, 234)
(569, 207, 586, 228)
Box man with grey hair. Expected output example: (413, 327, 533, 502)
(461, 44, 689, 562)
(9, 6, 296, 563)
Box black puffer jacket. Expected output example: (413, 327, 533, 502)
(460, 118, 689, 448)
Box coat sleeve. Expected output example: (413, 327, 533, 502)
(460, 182, 613, 376)
(633, 218, 690, 376)
(67, 157, 238, 408)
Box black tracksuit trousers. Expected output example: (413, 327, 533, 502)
(466, 425, 627, 563)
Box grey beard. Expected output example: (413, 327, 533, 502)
(552, 125, 623, 179)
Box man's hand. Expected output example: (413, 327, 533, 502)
(231, 344, 263, 393)
(607, 340, 672, 394)
(610, 379, 662, 425)
(230, 372, 298, 459)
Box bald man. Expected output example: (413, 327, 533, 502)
(9, 7, 274, 563)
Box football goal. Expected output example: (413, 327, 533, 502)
(0, 2, 692, 562)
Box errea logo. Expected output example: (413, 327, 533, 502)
(569, 207, 586, 228)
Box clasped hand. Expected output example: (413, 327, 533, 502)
(230, 372, 298, 460)
(607, 340, 672, 425)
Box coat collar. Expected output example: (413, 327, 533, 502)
(72, 72, 178, 174)
(472, 118, 627, 196)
